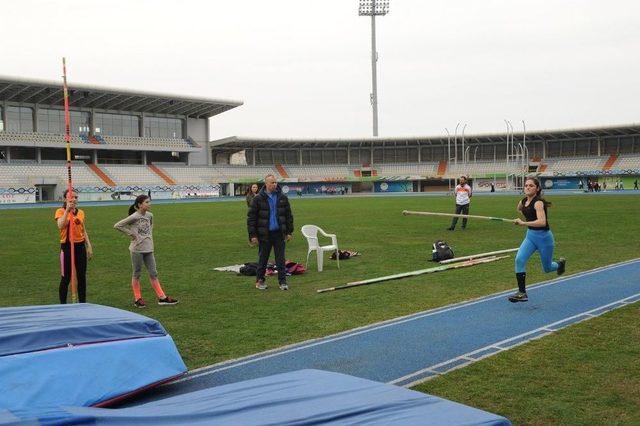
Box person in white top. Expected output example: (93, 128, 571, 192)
(447, 176, 472, 230)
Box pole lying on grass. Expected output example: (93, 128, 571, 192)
(439, 248, 518, 265)
(317, 255, 510, 293)
(402, 210, 516, 223)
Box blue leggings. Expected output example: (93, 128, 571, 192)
(515, 229, 558, 273)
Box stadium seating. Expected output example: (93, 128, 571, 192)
(159, 165, 223, 184)
(0, 132, 85, 146)
(447, 161, 520, 176)
(0, 131, 196, 150)
(213, 165, 279, 180)
(614, 154, 640, 170)
(375, 163, 439, 177)
(0, 162, 104, 187)
(542, 156, 607, 173)
(100, 135, 195, 150)
(285, 165, 352, 180)
(100, 164, 164, 186)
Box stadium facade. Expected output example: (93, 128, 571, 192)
(1, 76, 639, 203)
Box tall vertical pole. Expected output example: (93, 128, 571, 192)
(370, 10, 379, 136)
(62, 57, 77, 303)
(360, 0, 388, 137)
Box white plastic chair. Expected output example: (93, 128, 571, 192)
(301, 225, 339, 272)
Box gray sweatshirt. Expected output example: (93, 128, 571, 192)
(114, 211, 154, 253)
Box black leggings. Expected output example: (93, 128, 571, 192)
(59, 242, 87, 303)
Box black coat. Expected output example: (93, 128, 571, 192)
(247, 187, 294, 241)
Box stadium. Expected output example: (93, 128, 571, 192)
(1, 75, 639, 203)
(1, 2, 640, 425)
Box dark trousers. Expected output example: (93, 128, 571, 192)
(450, 204, 470, 229)
(59, 241, 87, 303)
(257, 231, 287, 283)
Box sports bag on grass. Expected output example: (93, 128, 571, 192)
(431, 240, 454, 262)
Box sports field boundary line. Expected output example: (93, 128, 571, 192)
(392, 291, 640, 388)
(175, 258, 640, 384)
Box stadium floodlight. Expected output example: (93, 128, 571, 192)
(359, 0, 390, 137)
(358, 0, 389, 16)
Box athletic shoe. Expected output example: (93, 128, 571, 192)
(508, 292, 528, 303)
(256, 280, 267, 290)
(134, 298, 146, 308)
(446, 227, 454, 231)
(279, 282, 289, 291)
(158, 296, 178, 305)
(557, 258, 566, 276)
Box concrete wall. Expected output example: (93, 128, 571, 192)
(186, 118, 209, 165)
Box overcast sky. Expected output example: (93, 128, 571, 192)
(3, 0, 639, 139)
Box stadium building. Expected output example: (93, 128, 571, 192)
(1, 75, 640, 203)
(0, 76, 241, 202)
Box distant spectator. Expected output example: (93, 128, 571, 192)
(246, 183, 259, 208)
(447, 176, 472, 231)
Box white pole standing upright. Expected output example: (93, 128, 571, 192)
(359, 0, 390, 137)
(370, 12, 378, 136)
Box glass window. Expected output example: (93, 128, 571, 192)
(284, 150, 298, 164)
(272, 151, 285, 164)
(144, 116, 183, 139)
(95, 113, 139, 137)
(37, 109, 90, 135)
(0, 106, 3, 132)
(7, 106, 33, 132)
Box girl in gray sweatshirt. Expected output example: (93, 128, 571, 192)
(114, 195, 178, 308)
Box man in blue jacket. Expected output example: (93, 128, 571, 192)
(247, 174, 294, 290)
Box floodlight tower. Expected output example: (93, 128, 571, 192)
(359, 0, 389, 137)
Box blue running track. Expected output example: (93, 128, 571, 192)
(127, 258, 640, 405)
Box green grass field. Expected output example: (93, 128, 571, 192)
(1, 193, 638, 424)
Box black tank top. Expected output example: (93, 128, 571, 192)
(521, 196, 549, 231)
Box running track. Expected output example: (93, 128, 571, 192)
(126, 258, 640, 405)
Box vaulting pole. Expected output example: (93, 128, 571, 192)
(62, 57, 78, 303)
(317, 255, 510, 293)
(402, 210, 516, 223)
(439, 248, 518, 265)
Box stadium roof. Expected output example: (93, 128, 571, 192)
(0, 76, 243, 118)
(210, 123, 640, 149)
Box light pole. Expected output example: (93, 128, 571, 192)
(359, 0, 389, 137)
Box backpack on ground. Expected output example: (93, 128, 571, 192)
(431, 240, 454, 262)
(330, 250, 360, 260)
(239, 262, 259, 276)
(285, 261, 306, 275)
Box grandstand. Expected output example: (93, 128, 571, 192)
(0, 75, 241, 201)
(1, 74, 640, 202)
(208, 126, 640, 193)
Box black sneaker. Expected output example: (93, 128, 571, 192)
(134, 298, 146, 308)
(158, 296, 178, 306)
(447, 227, 454, 231)
(557, 258, 566, 276)
(279, 282, 289, 291)
(508, 292, 528, 303)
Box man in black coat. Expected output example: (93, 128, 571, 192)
(247, 174, 294, 290)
